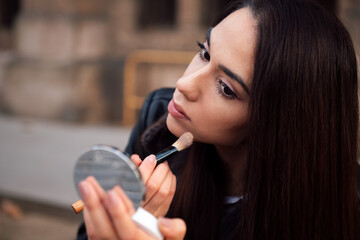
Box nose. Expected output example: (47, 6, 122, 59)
(176, 65, 209, 102)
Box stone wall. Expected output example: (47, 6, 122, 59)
(0, 0, 206, 124)
(1, 0, 111, 123)
(0, 0, 359, 124)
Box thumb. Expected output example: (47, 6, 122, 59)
(158, 217, 186, 240)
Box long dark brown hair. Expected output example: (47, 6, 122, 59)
(141, 0, 360, 239)
(244, 0, 359, 239)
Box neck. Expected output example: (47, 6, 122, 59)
(215, 144, 247, 196)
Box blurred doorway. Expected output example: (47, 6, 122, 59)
(0, 0, 20, 49)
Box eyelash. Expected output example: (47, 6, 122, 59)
(216, 79, 238, 100)
(196, 41, 238, 100)
(197, 42, 210, 61)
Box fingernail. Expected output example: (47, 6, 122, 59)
(107, 190, 118, 207)
(78, 182, 89, 199)
(159, 217, 172, 229)
(87, 175, 96, 181)
(148, 154, 156, 163)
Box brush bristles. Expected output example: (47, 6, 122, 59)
(172, 132, 194, 151)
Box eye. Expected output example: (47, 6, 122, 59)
(197, 42, 210, 61)
(217, 79, 238, 100)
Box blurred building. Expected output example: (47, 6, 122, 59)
(0, 0, 359, 125)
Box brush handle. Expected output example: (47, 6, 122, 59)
(155, 146, 178, 166)
(72, 200, 84, 214)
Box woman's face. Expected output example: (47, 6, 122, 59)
(166, 8, 257, 147)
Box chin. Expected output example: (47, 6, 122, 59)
(166, 114, 187, 138)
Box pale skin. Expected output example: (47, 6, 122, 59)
(79, 7, 256, 239)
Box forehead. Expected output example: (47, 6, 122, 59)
(211, 8, 257, 87)
(215, 7, 256, 36)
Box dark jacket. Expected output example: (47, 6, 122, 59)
(124, 88, 176, 157)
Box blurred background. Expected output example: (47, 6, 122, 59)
(0, 0, 359, 239)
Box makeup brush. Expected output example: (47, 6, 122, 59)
(71, 132, 193, 214)
(155, 132, 193, 166)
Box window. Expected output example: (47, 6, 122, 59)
(201, 0, 233, 27)
(138, 0, 176, 29)
(0, 0, 20, 29)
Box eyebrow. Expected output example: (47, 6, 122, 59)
(206, 27, 213, 49)
(219, 64, 250, 95)
(205, 27, 250, 95)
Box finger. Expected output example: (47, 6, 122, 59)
(138, 154, 157, 183)
(145, 168, 174, 216)
(153, 174, 176, 217)
(130, 154, 142, 167)
(87, 176, 106, 203)
(143, 162, 170, 205)
(158, 217, 187, 240)
(83, 208, 96, 239)
(106, 189, 147, 239)
(78, 180, 116, 239)
(113, 185, 135, 215)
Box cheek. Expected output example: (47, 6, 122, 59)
(166, 114, 187, 138)
(196, 106, 249, 146)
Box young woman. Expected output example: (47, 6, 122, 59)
(77, 0, 360, 239)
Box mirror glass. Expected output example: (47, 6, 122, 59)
(73, 145, 145, 209)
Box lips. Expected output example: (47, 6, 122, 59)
(168, 99, 190, 120)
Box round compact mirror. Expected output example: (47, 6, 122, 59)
(73, 145, 145, 209)
(73, 145, 163, 240)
